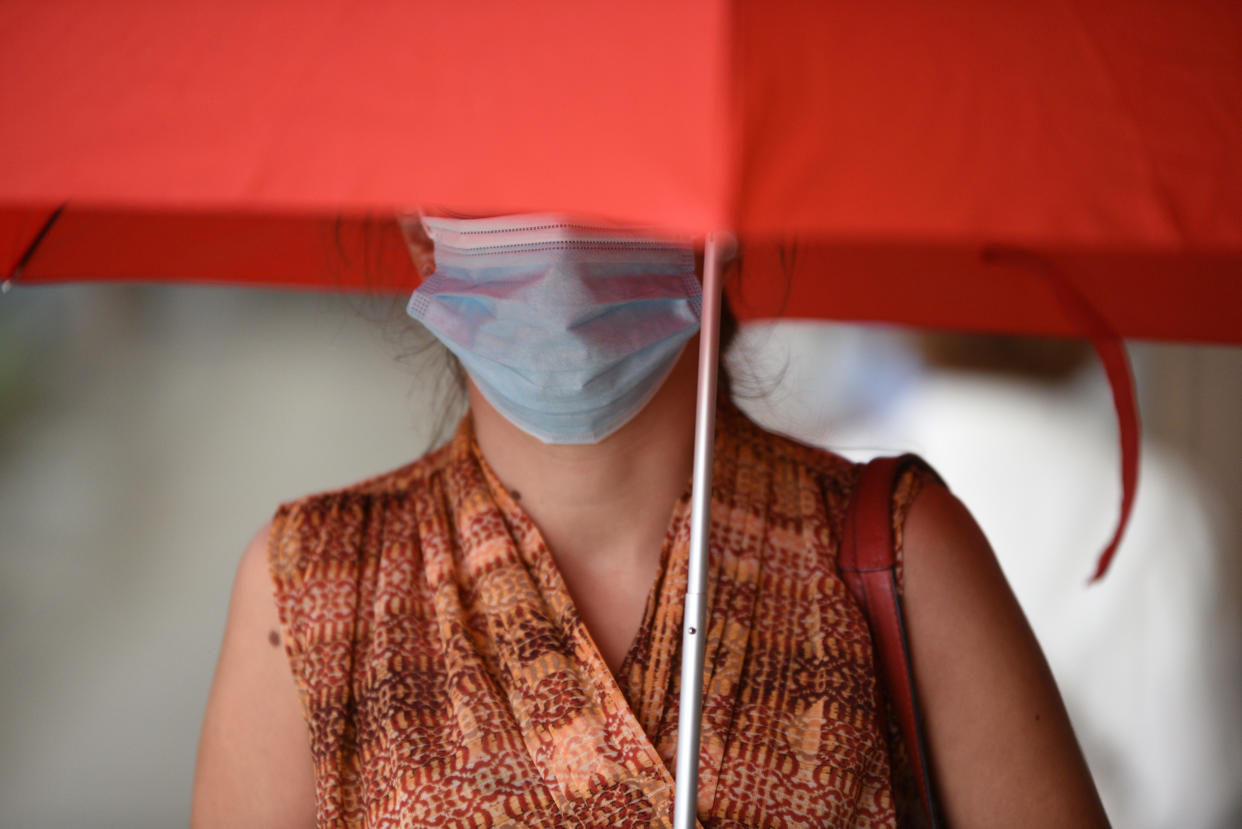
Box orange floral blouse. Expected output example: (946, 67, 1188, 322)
(268, 403, 931, 828)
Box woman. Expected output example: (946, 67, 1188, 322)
(192, 214, 1109, 827)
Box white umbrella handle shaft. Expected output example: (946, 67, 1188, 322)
(672, 232, 727, 829)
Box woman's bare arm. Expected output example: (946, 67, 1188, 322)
(191, 521, 316, 828)
(902, 483, 1110, 827)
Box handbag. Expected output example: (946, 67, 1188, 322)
(839, 455, 944, 829)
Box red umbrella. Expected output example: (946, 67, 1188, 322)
(4, 2, 1239, 344)
(3, 1, 1239, 821)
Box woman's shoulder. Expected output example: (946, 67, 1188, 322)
(266, 435, 463, 579)
(730, 406, 857, 477)
(733, 409, 945, 516)
(735, 409, 946, 573)
(194, 444, 467, 828)
(279, 435, 459, 514)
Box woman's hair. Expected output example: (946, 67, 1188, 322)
(329, 215, 468, 448)
(714, 290, 742, 402)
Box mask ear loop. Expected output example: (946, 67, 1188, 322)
(394, 209, 438, 280)
(414, 206, 436, 240)
(673, 229, 728, 829)
(395, 205, 444, 242)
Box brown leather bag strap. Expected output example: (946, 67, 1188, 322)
(839, 455, 942, 828)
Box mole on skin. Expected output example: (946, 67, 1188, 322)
(268, 630, 281, 647)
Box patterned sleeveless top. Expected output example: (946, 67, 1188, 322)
(268, 403, 931, 828)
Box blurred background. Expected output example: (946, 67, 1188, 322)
(2, 283, 1239, 828)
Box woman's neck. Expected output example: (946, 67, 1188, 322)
(467, 338, 700, 574)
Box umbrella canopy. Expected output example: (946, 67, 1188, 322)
(3, 1, 1240, 342)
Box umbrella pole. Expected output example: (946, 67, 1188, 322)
(672, 231, 726, 829)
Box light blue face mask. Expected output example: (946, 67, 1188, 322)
(401, 214, 702, 444)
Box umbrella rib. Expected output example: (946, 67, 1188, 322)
(7, 204, 66, 285)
